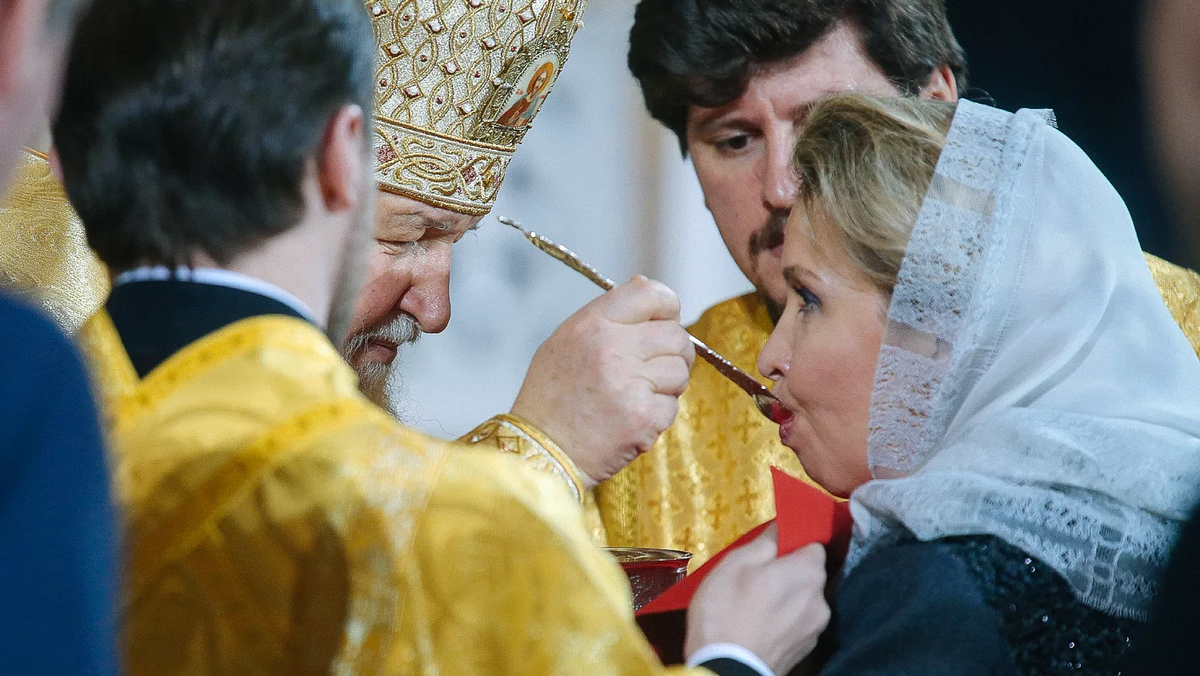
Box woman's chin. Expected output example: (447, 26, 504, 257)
(810, 469, 856, 499)
(784, 441, 859, 499)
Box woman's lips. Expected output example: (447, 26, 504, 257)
(777, 408, 797, 443)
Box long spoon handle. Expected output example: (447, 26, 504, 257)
(498, 216, 787, 423)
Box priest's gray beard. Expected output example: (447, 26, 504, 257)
(342, 313, 421, 418)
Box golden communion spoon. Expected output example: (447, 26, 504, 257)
(499, 216, 790, 425)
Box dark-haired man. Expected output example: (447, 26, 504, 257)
(591, 0, 1200, 567)
(58, 0, 831, 673)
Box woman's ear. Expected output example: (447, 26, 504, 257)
(919, 65, 959, 103)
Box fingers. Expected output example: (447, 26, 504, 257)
(719, 524, 779, 566)
(637, 320, 692, 358)
(768, 544, 828, 590)
(625, 392, 680, 453)
(776, 542, 827, 571)
(641, 355, 691, 396)
(648, 393, 681, 440)
(601, 276, 682, 324)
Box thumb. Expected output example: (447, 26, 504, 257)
(728, 524, 780, 565)
(771, 542, 827, 573)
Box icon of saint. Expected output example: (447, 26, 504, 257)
(496, 61, 555, 128)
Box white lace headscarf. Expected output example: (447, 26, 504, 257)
(847, 100, 1200, 621)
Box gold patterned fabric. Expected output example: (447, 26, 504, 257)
(464, 413, 609, 543)
(0, 150, 108, 333)
(79, 312, 703, 675)
(369, 0, 585, 214)
(465, 413, 587, 502)
(1146, 252, 1200, 357)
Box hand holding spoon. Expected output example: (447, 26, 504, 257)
(498, 216, 791, 425)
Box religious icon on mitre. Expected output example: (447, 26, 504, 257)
(492, 53, 560, 129)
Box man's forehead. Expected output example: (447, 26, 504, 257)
(376, 192, 482, 234)
(687, 22, 895, 131)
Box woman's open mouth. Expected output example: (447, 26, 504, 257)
(776, 406, 796, 441)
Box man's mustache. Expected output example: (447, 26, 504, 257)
(343, 313, 422, 361)
(748, 210, 789, 258)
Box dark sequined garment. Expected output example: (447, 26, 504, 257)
(942, 535, 1141, 676)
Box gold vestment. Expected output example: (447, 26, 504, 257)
(80, 312, 701, 675)
(0, 150, 107, 333)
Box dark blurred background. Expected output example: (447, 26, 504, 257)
(948, 0, 1179, 261)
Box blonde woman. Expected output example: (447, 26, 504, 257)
(757, 95, 1200, 674)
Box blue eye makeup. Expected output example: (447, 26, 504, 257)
(793, 285, 821, 313)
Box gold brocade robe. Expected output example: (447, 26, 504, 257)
(79, 312, 699, 675)
(0, 150, 107, 332)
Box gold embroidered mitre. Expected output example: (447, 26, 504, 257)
(368, 0, 585, 215)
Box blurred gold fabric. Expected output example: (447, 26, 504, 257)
(0, 150, 107, 333)
(80, 311, 700, 675)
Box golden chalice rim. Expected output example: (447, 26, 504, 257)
(604, 547, 694, 563)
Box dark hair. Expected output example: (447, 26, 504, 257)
(628, 0, 968, 153)
(53, 0, 374, 270)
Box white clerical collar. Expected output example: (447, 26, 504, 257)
(113, 266, 320, 325)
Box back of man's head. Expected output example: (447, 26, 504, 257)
(628, 0, 968, 151)
(53, 0, 374, 271)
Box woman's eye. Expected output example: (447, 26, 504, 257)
(793, 286, 821, 314)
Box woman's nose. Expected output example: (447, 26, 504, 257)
(758, 323, 791, 383)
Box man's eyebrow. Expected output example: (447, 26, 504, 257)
(790, 101, 819, 127)
(390, 213, 457, 232)
(693, 114, 757, 136)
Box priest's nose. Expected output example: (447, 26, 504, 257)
(402, 252, 452, 334)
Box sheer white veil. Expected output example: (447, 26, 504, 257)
(848, 100, 1200, 620)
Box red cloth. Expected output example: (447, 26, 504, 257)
(634, 468, 851, 663)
